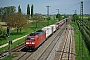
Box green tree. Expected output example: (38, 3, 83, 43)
(5, 13, 28, 33)
(32, 13, 45, 30)
(27, 4, 30, 19)
(0, 6, 16, 21)
(88, 16, 90, 21)
(4, 6, 16, 14)
(63, 15, 68, 19)
(31, 4, 34, 18)
(18, 5, 21, 13)
(47, 16, 51, 20)
(0, 8, 1, 15)
(56, 14, 62, 21)
(0, 25, 6, 40)
(72, 14, 79, 22)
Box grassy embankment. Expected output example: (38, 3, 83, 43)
(70, 21, 90, 60)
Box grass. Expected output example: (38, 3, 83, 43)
(0, 28, 34, 46)
(0, 38, 25, 60)
(79, 16, 89, 20)
(79, 16, 89, 19)
(0, 19, 2, 22)
(3, 55, 12, 60)
(0, 37, 25, 52)
(70, 21, 90, 60)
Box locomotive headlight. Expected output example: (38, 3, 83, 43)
(26, 42, 29, 44)
(32, 42, 35, 44)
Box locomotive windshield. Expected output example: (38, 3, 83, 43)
(27, 38, 34, 40)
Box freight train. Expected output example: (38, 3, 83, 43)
(25, 18, 68, 50)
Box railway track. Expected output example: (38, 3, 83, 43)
(12, 42, 25, 52)
(60, 25, 73, 60)
(54, 25, 75, 60)
(60, 30, 71, 60)
(0, 42, 25, 59)
(16, 52, 33, 60)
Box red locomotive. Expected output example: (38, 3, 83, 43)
(25, 30, 46, 50)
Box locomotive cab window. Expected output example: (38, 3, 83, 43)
(27, 38, 34, 40)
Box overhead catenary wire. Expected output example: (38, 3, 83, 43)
(59, 2, 80, 14)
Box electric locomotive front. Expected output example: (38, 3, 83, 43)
(25, 32, 38, 50)
(25, 30, 46, 50)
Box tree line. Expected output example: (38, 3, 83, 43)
(0, 4, 34, 21)
(0, 4, 34, 39)
(0, 6, 16, 22)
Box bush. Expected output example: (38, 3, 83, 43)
(0, 25, 6, 40)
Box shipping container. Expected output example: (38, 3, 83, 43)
(50, 24, 57, 32)
(42, 26, 52, 38)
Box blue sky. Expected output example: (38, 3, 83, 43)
(0, 0, 90, 14)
